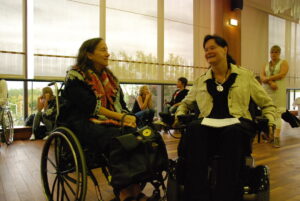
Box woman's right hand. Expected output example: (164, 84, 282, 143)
(172, 118, 180, 128)
(37, 96, 45, 111)
(268, 81, 278, 90)
(123, 115, 137, 128)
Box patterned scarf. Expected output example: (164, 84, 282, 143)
(85, 69, 119, 112)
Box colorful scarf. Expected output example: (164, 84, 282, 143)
(85, 69, 119, 112)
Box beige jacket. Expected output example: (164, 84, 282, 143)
(176, 64, 276, 125)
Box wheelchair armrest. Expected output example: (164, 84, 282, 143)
(159, 112, 175, 126)
(177, 114, 197, 125)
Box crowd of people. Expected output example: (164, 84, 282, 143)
(1, 34, 298, 201)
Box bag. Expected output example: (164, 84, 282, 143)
(281, 110, 300, 128)
(109, 126, 169, 190)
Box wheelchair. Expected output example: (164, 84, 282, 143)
(40, 82, 168, 201)
(0, 105, 14, 145)
(160, 113, 270, 201)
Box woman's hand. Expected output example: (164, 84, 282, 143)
(268, 81, 278, 90)
(37, 96, 45, 112)
(261, 77, 269, 83)
(172, 118, 180, 128)
(123, 115, 137, 128)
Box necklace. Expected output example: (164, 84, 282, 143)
(214, 68, 230, 92)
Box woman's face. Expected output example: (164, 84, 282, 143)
(141, 87, 149, 96)
(176, 80, 183, 89)
(204, 39, 227, 65)
(270, 49, 280, 61)
(88, 40, 110, 69)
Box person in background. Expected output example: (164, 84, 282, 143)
(29, 87, 56, 140)
(164, 77, 189, 114)
(260, 45, 289, 148)
(132, 85, 155, 127)
(59, 37, 150, 201)
(0, 79, 8, 107)
(175, 35, 276, 201)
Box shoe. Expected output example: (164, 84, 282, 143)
(273, 137, 280, 148)
(43, 135, 49, 140)
(29, 134, 35, 141)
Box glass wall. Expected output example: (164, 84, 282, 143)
(0, 0, 24, 76)
(7, 81, 24, 126)
(1, 0, 213, 126)
(164, 0, 193, 81)
(34, 0, 99, 78)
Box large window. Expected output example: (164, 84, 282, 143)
(164, 0, 193, 81)
(1, 0, 213, 124)
(268, 15, 286, 58)
(106, 0, 158, 82)
(0, 0, 24, 76)
(7, 81, 24, 126)
(34, 0, 99, 78)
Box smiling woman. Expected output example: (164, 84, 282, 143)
(174, 34, 276, 201)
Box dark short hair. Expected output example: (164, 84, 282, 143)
(203, 34, 236, 65)
(178, 77, 188, 87)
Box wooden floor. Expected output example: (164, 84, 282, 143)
(0, 121, 300, 201)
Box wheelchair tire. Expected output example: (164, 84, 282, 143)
(167, 176, 184, 201)
(255, 190, 270, 201)
(41, 127, 88, 201)
(1, 109, 14, 145)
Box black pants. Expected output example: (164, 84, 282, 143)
(183, 120, 252, 201)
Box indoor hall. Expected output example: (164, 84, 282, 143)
(1, 0, 300, 201)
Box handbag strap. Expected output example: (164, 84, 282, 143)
(120, 113, 129, 135)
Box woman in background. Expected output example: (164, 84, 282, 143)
(132, 85, 155, 127)
(260, 45, 289, 148)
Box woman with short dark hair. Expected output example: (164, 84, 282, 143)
(175, 35, 276, 201)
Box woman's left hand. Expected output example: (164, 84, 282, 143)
(123, 115, 137, 128)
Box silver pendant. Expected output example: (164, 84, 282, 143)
(216, 85, 223, 92)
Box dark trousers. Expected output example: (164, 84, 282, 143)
(183, 120, 251, 201)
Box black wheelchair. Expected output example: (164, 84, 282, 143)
(40, 82, 168, 201)
(159, 112, 270, 201)
(0, 105, 14, 145)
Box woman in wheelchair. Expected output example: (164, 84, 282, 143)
(59, 38, 151, 201)
(173, 35, 276, 201)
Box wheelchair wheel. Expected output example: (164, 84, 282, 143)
(1, 109, 14, 145)
(41, 127, 88, 201)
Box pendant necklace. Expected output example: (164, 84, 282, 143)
(214, 68, 229, 92)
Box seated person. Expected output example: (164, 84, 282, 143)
(174, 35, 276, 201)
(58, 37, 149, 201)
(29, 87, 57, 140)
(132, 85, 155, 127)
(164, 77, 189, 114)
(0, 79, 8, 108)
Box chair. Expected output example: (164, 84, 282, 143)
(0, 105, 14, 145)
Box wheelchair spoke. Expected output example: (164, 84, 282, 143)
(61, 175, 76, 197)
(51, 175, 59, 198)
(47, 156, 58, 170)
(60, 167, 75, 175)
(57, 177, 62, 201)
(64, 173, 83, 186)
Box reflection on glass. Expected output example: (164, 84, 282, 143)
(34, 0, 99, 77)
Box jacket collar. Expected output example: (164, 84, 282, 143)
(202, 64, 240, 83)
